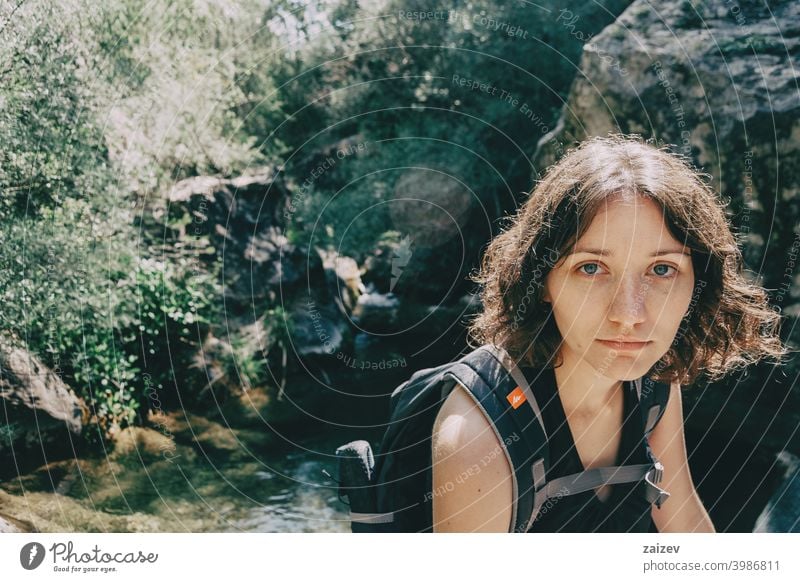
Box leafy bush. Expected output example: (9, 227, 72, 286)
(127, 256, 219, 403)
(0, 0, 111, 217)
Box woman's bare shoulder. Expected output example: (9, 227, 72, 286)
(431, 380, 514, 532)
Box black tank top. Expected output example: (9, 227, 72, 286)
(525, 367, 657, 533)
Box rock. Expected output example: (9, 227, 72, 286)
(388, 169, 474, 250)
(111, 427, 179, 461)
(156, 167, 295, 307)
(360, 229, 481, 303)
(318, 247, 364, 313)
(0, 487, 204, 533)
(290, 300, 345, 358)
(351, 291, 480, 339)
(352, 292, 401, 333)
(0, 510, 37, 533)
(148, 410, 272, 461)
(287, 247, 363, 359)
(753, 451, 800, 532)
(154, 169, 365, 424)
(0, 340, 88, 478)
(3, 458, 96, 497)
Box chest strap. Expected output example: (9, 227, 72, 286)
(531, 461, 670, 514)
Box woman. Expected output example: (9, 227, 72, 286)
(431, 134, 789, 532)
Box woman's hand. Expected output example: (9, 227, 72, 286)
(648, 382, 716, 532)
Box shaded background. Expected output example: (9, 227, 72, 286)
(0, 0, 798, 532)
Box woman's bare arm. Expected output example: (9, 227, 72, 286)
(431, 381, 514, 532)
(648, 381, 716, 532)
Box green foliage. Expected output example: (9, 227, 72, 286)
(673, 0, 706, 29)
(217, 306, 294, 393)
(0, 203, 219, 436)
(263, 306, 294, 352)
(91, 0, 277, 195)
(0, 197, 139, 435)
(72, 329, 140, 434)
(0, 0, 280, 439)
(0, 422, 23, 443)
(128, 256, 219, 397)
(718, 35, 787, 57)
(221, 335, 266, 393)
(0, 0, 110, 217)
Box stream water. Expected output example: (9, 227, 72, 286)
(0, 427, 379, 533)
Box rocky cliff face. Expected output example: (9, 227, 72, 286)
(533, 0, 799, 530)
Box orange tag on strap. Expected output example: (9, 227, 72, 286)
(506, 386, 526, 409)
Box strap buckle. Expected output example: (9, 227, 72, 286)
(644, 461, 670, 509)
(649, 461, 664, 484)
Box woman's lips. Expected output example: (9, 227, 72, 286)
(597, 339, 652, 350)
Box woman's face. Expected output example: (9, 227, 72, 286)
(542, 194, 696, 381)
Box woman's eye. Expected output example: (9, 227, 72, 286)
(652, 264, 677, 277)
(576, 263, 604, 276)
(576, 263, 677, 277)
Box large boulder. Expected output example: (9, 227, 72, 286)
(0, 510, 37, 533)
(287, 247, 363, 360)
(0, 341, 88, 478)
(154, 167, 294, 308)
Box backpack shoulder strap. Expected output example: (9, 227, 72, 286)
(442, 344, 548, 533)
(634, 375, 673, 508)
(634, 376, 671, 436)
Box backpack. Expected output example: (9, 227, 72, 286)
(328, 343, 671, 533)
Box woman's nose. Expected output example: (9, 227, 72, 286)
(607, 277, 647, 326)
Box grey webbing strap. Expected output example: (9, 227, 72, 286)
(527, 459, 548, 532)
(543, 463, 653, 498)
(644, 406, 662, 434)
(637, 377, 670, 507)
(644, 404, 663, 435)
(350, 511, 395, 524)
(535, 462, 671, 509)
(637, 376, 667, 435)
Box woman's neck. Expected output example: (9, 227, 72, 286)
(551, 349, 625, 417)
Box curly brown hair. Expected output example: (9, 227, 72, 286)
(467, 133, 791, 385)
